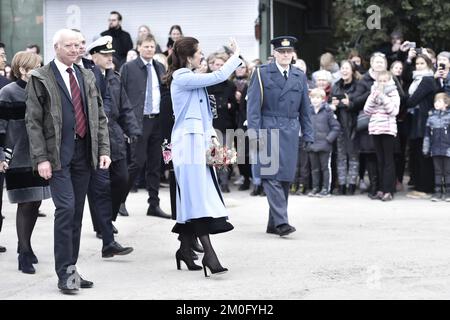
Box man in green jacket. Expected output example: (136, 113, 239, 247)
(25, 29, 111, 294)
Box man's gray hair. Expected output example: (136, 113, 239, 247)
(52, 29, 79, 47)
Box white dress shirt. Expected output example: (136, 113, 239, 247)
(276, 61, 290, 79)
(141, 57, 161, 114)
(54, 57, 79, 98)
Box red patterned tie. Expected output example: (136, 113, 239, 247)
(66, 68, 87, 138)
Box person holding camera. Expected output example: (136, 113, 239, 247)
(435, 51, 450, 95)
(330, 60, 361, 195)
(406, 54, 437, 199)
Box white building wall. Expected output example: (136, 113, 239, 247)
(43, 0, 259, 63)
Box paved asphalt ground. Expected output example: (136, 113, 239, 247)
(1, 182, 449, 300)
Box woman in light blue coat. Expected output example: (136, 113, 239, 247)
(166, 37, 242, 276)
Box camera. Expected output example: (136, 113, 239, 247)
(333, 94, 346, 100)
(416, 48, 422, 55)
(439, 63, 446, 70)
(408, 42, 416, 49)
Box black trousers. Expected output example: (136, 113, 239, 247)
(87, 167, 115, 247)
(373, 134, 396, 194)
(109, 159, 129, 221)
(409, 138, 434, 193)
(395, 121, 408, 183)
(294, 139, 310, 187)
(50, 138, 91, 280)
(125, 117, 162, 207)
(361, 153, 378, 194)
(308, 151, 331, 191)
(0, 173, 3, 232)
(432, 156, 450, 186)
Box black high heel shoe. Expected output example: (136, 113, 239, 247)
(176, 249, 202, 271)
(202, 257, 228, 277)
(18, 253, 36, 274)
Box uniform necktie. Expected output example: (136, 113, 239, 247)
(283, 70, 288, 81)
(66, 68, 87, 138)
(144, 63, 153, 114)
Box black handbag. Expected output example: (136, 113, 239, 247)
(356, 111, 370, 132)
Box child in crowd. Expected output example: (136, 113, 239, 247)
(423, 93, 450, 201)
(364, 70, 400, 201)
(307, 88, 341, 197)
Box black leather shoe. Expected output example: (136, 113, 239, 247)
(338, 185, 346, 195)
(146, 206, 171, 219)
(259, 186, 266, 197)
(250, 185, 262, 196)
(80, 277, 94, 289)
(112, 224, 118, 234)
(238, 180, 250, 191)
(275, 224, 296, 237)
(118, 203, 129, 216)
(0, 245, 6, 253)
(266, 225, 277, 234)
(347, 184, 356, 195)
(58, 279, 79, 294)
(102, 241, 134, 258)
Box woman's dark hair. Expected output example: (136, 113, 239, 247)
(415, 54, 434, 71)
(340, 59, 362, 80)
(164, 37, 199, 86)
(166, 25, 183, 48)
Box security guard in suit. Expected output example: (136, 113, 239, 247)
(247, 36, 314, 237)
(85, 36, 138, 257)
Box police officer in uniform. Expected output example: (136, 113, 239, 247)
(85, 36, 138, 257)
(247, 36, 314, 237)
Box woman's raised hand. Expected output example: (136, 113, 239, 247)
(229, 37, 240, 56)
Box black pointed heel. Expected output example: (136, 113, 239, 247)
(18, 253, 36, 274)
(202, 259, 228, 277)
(175, 249, 202, 271)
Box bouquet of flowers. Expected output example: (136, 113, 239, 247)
(206, 137, 237, 169)
(161, 139, 173, 164)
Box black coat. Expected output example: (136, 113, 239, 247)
(308, 103, 341, 153)
(423, 109, 450, 157)
(208, 79, 238, 134)
(119, 57, 167, 132)
(101, 27, 133, 69)
(351, 72, 375, 153)
(0, 75, 10, 90)
(94, 68, 140, 161)
(331, 78, 359, 153)
(406, 76, 437, 140)
(237, 84, 248, 129)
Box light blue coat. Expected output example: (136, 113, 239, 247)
(171, 54, 242, 223)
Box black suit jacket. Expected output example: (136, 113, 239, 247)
(0, 75, 10, 90)
(119, 57, 167, 131)
(50, 61, 90, 167)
